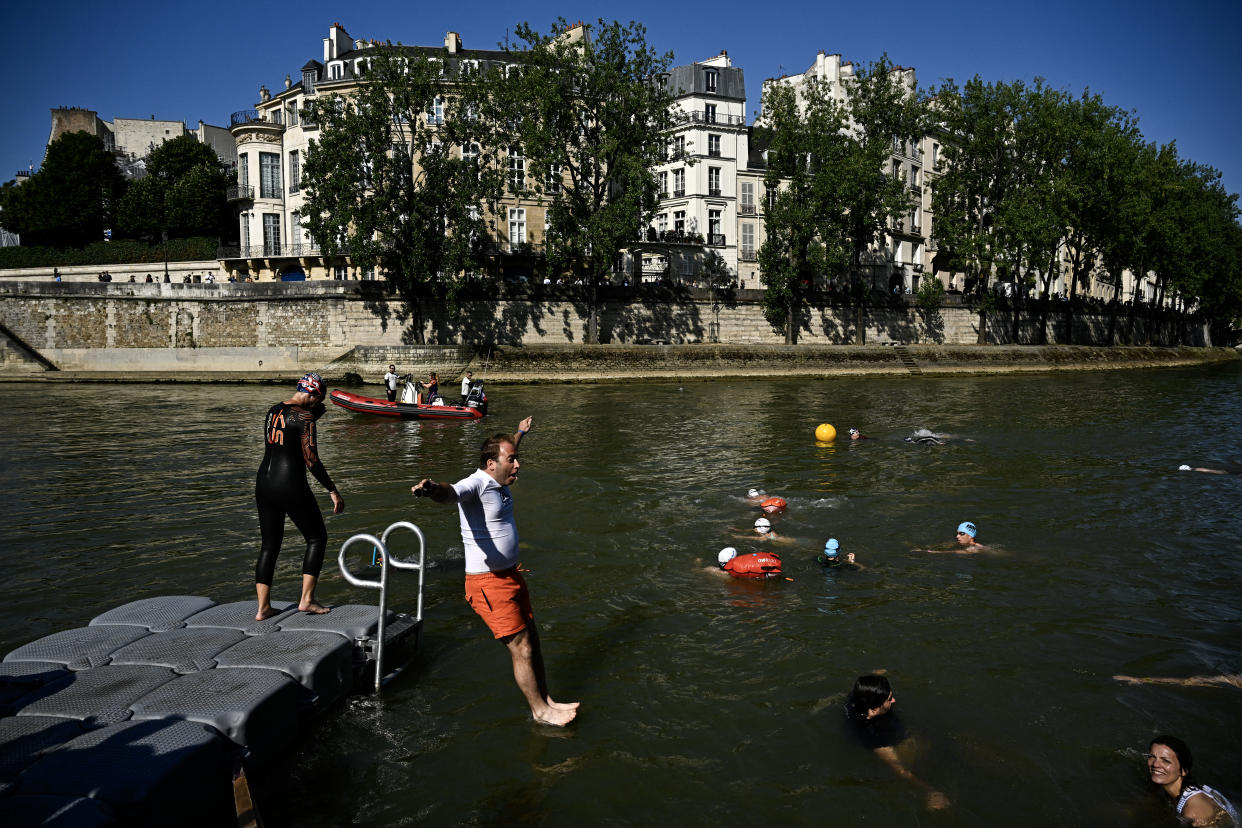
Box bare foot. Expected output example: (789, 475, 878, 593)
(549, 699, 580, 710)
(299, 601, 330, 614)
(533, 705, 578, 727)
(256, 607, 281, 621)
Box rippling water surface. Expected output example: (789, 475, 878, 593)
(3, 364, 1241, 826)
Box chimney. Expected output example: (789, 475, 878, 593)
(445, 31, 461, 53)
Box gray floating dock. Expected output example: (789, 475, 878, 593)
(0, 594, 420, 827)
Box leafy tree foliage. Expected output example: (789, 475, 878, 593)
(115, 135, 232, 242)
(299, 44, 504, 339)
(475, 18, 676, 343)
(0, 131, 126, 248)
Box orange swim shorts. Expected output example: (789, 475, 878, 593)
(464, 567, 534, 639)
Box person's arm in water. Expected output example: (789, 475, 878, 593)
(846, 552, 866, 570)
(1180, 465, 1232, 475)
(872, 743, 950, 810)
(1114, 673, 1242, 689)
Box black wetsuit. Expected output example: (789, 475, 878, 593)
(254, 402, 336, 585)
(844, 702, 909, 750)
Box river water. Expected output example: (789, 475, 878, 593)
(3, 365, 1240, 826)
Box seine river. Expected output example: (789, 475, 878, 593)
(3, 365, 1240, 826)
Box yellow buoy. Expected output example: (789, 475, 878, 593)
(815, 423, 837, 442)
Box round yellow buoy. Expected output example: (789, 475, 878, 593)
(815, 423, 837, 442)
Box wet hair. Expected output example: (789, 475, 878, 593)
(847, 674, 893, 718)
(1150, 735, 1196, 787)
(478, 433, 515, 469)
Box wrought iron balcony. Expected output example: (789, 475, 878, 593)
(739, 248, 757, 261)
(227, 185, 254, 202)
(707, 233, 726, 246)
(218, 242, 338, 259)
(672, 188, 685, 198)
(739, 204, 756, 216)
(683, 111, 745, 127)
(708, 188, 721, 196)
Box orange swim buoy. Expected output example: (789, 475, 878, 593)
(760, 497, 787, 514)
(723, 551, 783, 579)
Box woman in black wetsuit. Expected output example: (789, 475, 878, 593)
(254, 372, 345, 620)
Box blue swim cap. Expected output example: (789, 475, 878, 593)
(823, 538, 840, 558)
(957, 521, 977, 539)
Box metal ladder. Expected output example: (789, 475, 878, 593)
(337, 521, 427, 693)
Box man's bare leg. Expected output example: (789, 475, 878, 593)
(299, 574, 330, 614)
(255, 583, 279, 621)
(504, 626, 578, 726)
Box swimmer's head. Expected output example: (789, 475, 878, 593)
(747, 488, 761, 498)
(823, 538, 840, 559)
(754, 517, 772, 534)
(956, 521, 977, 539)
(718, 547, 738, 567)
(849, 428, 860, 438)
(296, 371, 324, 397)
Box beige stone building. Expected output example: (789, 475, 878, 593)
(46, 107, 235, 180)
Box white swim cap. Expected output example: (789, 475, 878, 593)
(718, 547, 738, 565)
(747, 488, 761, 498)
(754, 517, 771, 533)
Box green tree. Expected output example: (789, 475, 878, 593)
(757, 80, 851, 342)
(300, 44, 504, 340)
(0, 131, 126, 248)
(115, 135, 232, 243)
(476, 19, 676, 343)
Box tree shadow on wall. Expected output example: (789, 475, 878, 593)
(595, 282, 707, 344)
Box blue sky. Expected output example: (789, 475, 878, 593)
(6, 0, 1241, 201)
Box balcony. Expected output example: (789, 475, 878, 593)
(739, 204, 756, 216)
(707, 148, 721, 157)
(672, 188, 686, 198)
(218, 242, 338, 259)
(740, 248, 757, 262)
(487, 240, 546, 256)
(708, 188, 721, 196)
(229, 110, 285, 138)
(227, 185, 254, 202)
(636, 229, 704, 246)
(681, 111, 746, 127)
(707, 233, 726, 247)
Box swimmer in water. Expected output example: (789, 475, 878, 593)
(926, 521, 990, 554)
(708, 546, 784, 579)
(1114, 673, 1242, 690)
(746, 487, 766, 504)
(1145, 735, 1239, 827)
(1179, 464, 1241, 475)
(817, 538, 864, 569)
(735, 516, 793, 544)
(848, 428, 869, 440)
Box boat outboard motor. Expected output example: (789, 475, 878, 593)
(465, 381, 488, 416)
(399, 375, 418, 404)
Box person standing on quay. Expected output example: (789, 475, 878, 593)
(254, 372, 345, 621)
(411, 417, 579, 726)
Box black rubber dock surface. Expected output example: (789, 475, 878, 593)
(0, 595, 420, 827)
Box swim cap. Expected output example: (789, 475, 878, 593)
(957, 521, 977, 538)
(747, 488, 761, 498)
(849, 428, 859, 436)
(754, 517, 771, 534)
(718, 547, 738, 566)
(296, 371, 323, 396)
(823, 538, 840, 558)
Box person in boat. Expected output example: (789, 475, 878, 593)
(1146, 735, 1239, 827)
(383, 364, 400, 402)
(1115, 673, 1242, 689)
(711, 546, 782, 579)
(254, 372, 345, 621)
(424, 371, 440, 404)
(844, 674, 950, 811)
(460, 370, 474, 405)
(817, 538, 863, 569)
(411, 417, 579, 727)
(926, 521, 989, 554)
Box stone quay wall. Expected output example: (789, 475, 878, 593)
(0, 281, 1217, 380)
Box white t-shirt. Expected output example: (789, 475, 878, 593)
(461, 376, 472, 396)
(384, 371, 399, 391)
(452, 468, 518, 573)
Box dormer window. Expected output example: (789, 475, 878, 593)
(705, 69, 718, 93)
(302, 69, 317, 93)
(329, 62, 343, 80)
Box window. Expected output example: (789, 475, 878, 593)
(427, 97, 444, 125)
(741, 223, 755, 259)
(657, 171, 668, 196)
(545, 163, 562, 194)
(741, 182, 754, 214)
(705, 69, 718, 93)
(673, 135, 685, 157)
(766, 187, 777, 211)
(329, 62, 343, 80)
(674, 210, 685, 234)
(656, 213, 668, 233)
(302, 69, 316, 93)
(288, 150, 300, 193)
(508, 147, 525, 192)
(240, 212, 250, 251)
(910, 167, 920, 188)
(262, 213, 281, 255)
(508, 208, 526, 245)
(931, 142, 941, 169)
(708, 167, 721, 196)
(704, 103, 717, 124)
(356, 59, 368, 77)
(682, 255, 696, 277)
(672, 168, 685, 197)
(459, 59, 478, 77)
(238, 154, 249, 187)
(334, 265, 349, 280)
(462, 141, 479, 164)
(912, 205, 922, 231)
(707, 134, 721, 157)
(285, 102, 299, 127)
(259, 152, 281, 198)
(708, 210, 721, 243)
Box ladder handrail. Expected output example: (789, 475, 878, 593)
(337, 522, 426, 693)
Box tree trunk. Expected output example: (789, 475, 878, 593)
(786, 305, 795, 345)
(586, 266, 600, 344)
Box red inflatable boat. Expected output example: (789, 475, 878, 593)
(329, 389, 485, 420)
